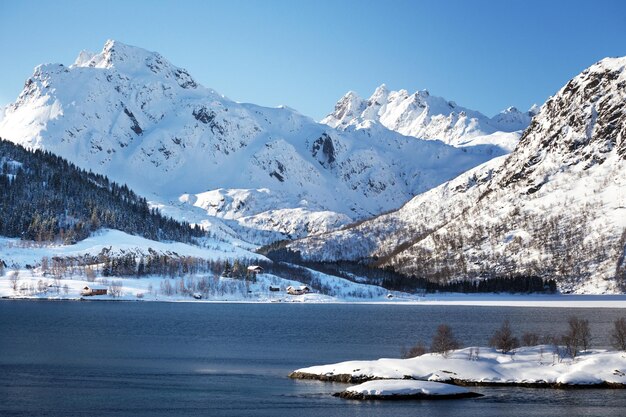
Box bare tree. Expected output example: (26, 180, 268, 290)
(521, 332, 540, 347)
(431, 324, 460, 357)
(489, 320, 519, 353)
(563, 316, 591, 358)
(9, 270, 20, 291)
(108, 280, 123, 298)
(611, 317, 626, 351)
(85, 266, 96, 282)
(401, 341, 428, 358)
(160, 279, 174, 296)
(41, 256, 49, 274)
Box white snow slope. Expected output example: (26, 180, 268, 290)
(290, 57, 626, 294)
(323, 84, 538, 150)
(0, 40, 506, 243)
(340, 379, 475, 398)
(0, 229, 407, 302)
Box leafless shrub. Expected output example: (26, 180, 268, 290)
(85, 266, 96, 282)
(401, 341, 428, 358)
(41, 257, 49, 273)
(489, 320, 519, 353)
(611, 317, 626, 351)
(431, 324, 460, 357)
(467, 347, 480, 361)
(108, 280, 123, 298)
(160, 279, 174, 296)
(563, 316, 591, 358)
(9, 270, 20, 291)
(521, 331, 540, 347)
(546, 334, 566, 363)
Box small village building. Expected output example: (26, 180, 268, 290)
(269, 286, 280, 292)
(81, 286, 107, 296)
(286, 285, 310, 295)
(247, 265, 264, 274)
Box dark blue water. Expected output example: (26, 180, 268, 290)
(0, 301, 625, 416)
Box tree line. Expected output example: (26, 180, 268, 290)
(0, 138, 204, 243)
(402, 316, 626, 360)
(262, 245, 556, 294)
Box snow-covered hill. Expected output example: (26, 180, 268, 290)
(0, 229, 404, 302)
(0, 40, 504, 242)
(290, 57, 626, 294)
(323, 84, 538, 150)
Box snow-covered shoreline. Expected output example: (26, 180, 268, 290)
(3, 288, 626, 306)
(333, 380, 483, 400)
(290, 346, 626, 388)
(2, 229, 626, 306)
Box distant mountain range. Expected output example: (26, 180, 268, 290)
(0, 40, 516, 242)
(288, 57, 626, 294)
(323, 84, 537, 150)
(2, 40, 624, 294)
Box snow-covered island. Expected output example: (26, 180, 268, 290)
(334, 380, 483, 400)
(290, 346, 626, 388)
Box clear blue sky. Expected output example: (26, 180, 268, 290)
(1, 0, 625, 120)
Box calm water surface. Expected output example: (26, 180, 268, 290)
(0, 301, 625, 416)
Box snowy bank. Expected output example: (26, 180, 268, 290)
(334, 380, 483, 400)
(290, 346, 626, 388)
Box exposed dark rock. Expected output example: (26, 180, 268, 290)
(333, 390, 483, 400)
(311, 133, 336, 168)
(123, 107, 142, 135)
(270, 171, 284, 182)
(192, 107, 225, 135)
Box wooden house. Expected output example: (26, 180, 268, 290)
(247, 265, 264, 274)
(81, 286, 107, 296)
(286, 285, 310, 295)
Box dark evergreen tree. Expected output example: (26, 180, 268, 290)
(0, 138, 204, 243)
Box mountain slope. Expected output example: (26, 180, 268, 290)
(0, 40, 505, 242)
(0, 138, 202, 243)
(323, 84, 538, 150)
(290, 57, 626, 294)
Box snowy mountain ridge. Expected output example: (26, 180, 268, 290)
(0, 40, 506, 243)
(323, 84, 538, 150)
(290, 57, 626, 294)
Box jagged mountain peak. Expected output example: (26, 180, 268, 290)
(500, 55, 626, 190)
(72, 49, 96, 67)
(323, 84, 530, 149)
(69, 39, 199, 89)
(368, 84, 390, 103)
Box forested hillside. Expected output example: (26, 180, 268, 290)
(0, 138, 204, 243)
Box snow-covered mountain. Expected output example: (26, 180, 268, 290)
(0, 40, 505, 242)
(323, 84, 538, 150)
(290, 57, 626, 294)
